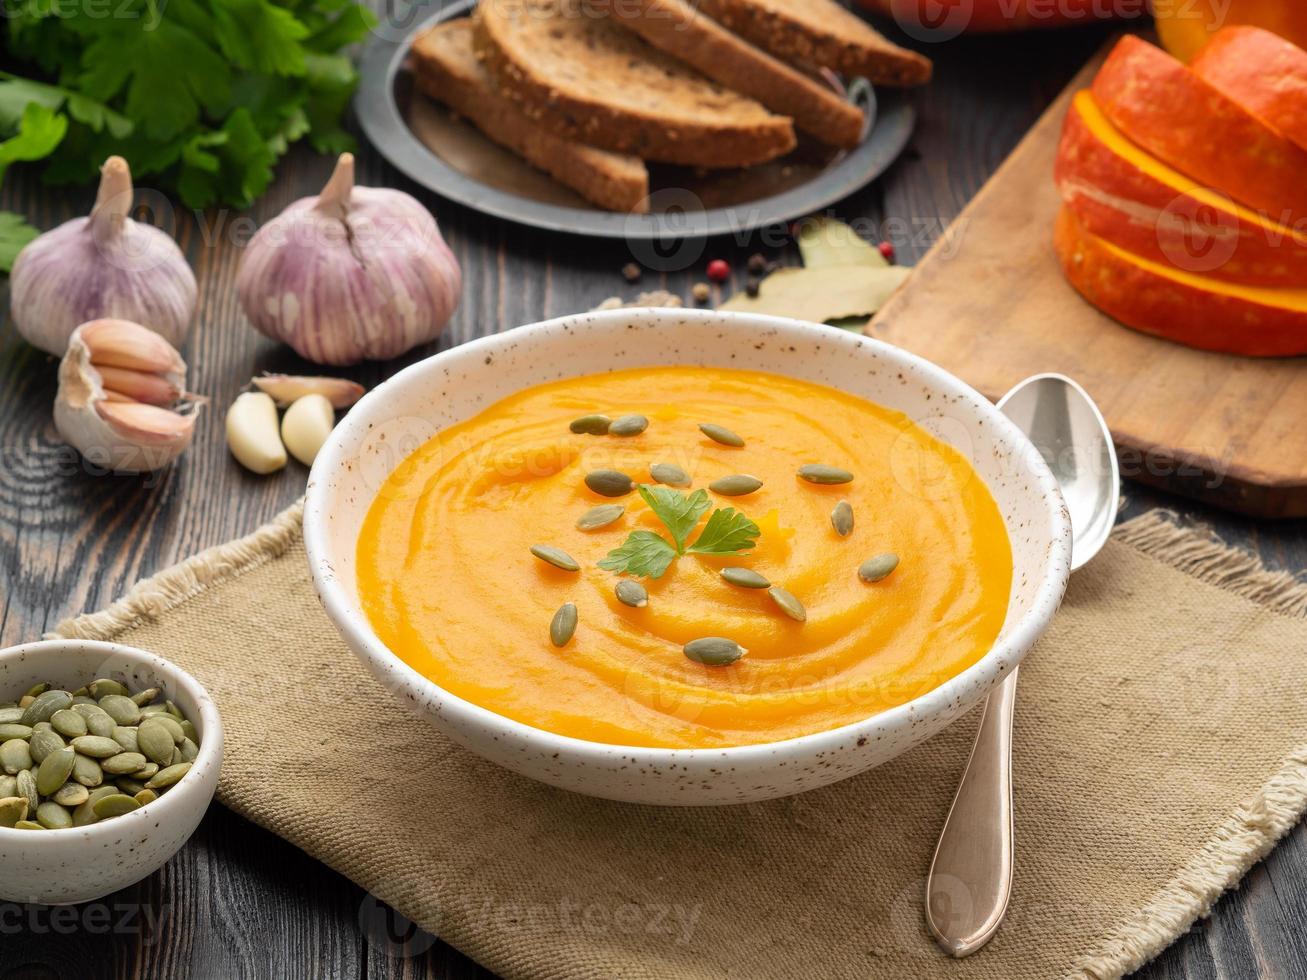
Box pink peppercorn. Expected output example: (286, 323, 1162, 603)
(878, 241, 895, 263)
(706, 259, 731, 282)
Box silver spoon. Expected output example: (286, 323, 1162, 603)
(925, 373, 1119, 957)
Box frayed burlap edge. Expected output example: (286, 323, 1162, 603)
(47, 504, 1307, 980)
(49, 501, 304, 642)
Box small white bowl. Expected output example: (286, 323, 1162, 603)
(305, 308, 1072, 805)
(0, 639, 222, 904)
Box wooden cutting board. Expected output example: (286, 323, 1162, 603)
(872, 54, 1307, 519)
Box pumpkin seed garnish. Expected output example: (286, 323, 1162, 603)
(549, 603, 578, 647)
(720, 567, 770, 589)
(28, 729, 65, 765)
(15, 770, 37, 814)
(608, 413, 649, 436)
(798, 464, 854, 485)
(1, 739, 32, 775)
(577, 504, 625, 531)
(14, 820, 44, 830)
(569, 414, 612, 435)
(138, 720, 177, 766)
(102, 752, 149, 776)
(698, 423, 744, 447)
(0, 707, 22, 725)
(831, 500, 854, 537)
(709, 474, 763, 496)
(649, 462, 691, 487)
(71, 753, 103, 788)
(585, 469, 635, 497)
(87, 679, 128, 699)
(858, 553, 900, 583)
(530, 544, 580, 572)
(130, 688, 161, 707)
(684, 637, 747, 666)
(615, 580, 649, 608)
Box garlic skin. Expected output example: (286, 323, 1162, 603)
(11, 157, 197, 356)
(54, 319, 200, 473)
(236, 153, 461, 365)
(251, 373, 365, 408)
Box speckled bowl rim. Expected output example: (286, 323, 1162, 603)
(305, 309, 1071, 766)
(0, 639, 223, 841)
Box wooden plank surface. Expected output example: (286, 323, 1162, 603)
(873, 47, 1307, 519)
(1, 14, 1306, 980)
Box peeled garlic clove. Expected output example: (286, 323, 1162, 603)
(11, 156, 197, 355)
(226, 392, 287, 474)
(54, 319, 198, 473)
(251, 374, 365, 409)
(280, 394, 335, 467)
(236, 153, 461, 365)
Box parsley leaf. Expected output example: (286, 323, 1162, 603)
(0, 211, 40, 272)
(0, 102, 67, 185)
(601, 485, 761, 578)
(637, 485, 711, 552)
(687, 507, 761, 557)
(597, 530, 678, 580)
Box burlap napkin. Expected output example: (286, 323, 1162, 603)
(51, 504, 1307, 980)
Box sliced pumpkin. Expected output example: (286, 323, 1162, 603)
(1091, 35, 1307, 221)
(1191, 26, 1307, 155)
(1055, 90, 1307, 287)
(1054, 206, 1307, 358)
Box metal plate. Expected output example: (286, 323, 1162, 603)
(355, 0, 917, 239)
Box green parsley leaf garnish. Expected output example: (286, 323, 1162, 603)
(0, 211, 39, 273)
(637, 485, 711, 552)
(597, 530, 678, 579)
(600, 485, 761, 578)
(687, 506, 761, 556)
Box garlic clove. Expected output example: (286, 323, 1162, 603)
(95, 400, 196, 447)
(80, 318, 186, 375)
(280, 394, 336, 467)
(54, 319, 199, 473)
(10, 156, 197, 356)
(226, 392, 288, 474)
(251, 374, 365, 409)
(96, 366, 182, 406)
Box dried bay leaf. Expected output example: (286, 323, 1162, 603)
(720, 266, 910, 322)
(797, 216, 888, 269)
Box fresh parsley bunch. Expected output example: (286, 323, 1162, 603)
(0, 0, 377, 264)
(599, 485, 761, 579)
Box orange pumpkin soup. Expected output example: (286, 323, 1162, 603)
(357, 367, 1012, 748)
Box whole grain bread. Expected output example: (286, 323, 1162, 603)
(473, 0, 797, 168)
(411, 20, 650, 212)
(588, 0, 864, 148)
(697, 0, 932, 86)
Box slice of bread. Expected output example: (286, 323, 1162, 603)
(697, 0, 932, 86)
(411, 20, 650, 212)
(590, 0, 864, 148)
(473, 0, 797, 168)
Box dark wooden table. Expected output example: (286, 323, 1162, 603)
(3, 15, 1306, 980)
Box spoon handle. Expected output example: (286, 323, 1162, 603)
(924, 667, 1018, 957)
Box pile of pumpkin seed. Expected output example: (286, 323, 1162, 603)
(545, 413, 903, 668)
(0, 679, 199, 831)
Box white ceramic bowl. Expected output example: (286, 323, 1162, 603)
(0, 639, 223, 903)
(305, 308, 1071, 805)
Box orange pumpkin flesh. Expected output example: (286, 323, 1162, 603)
(1054, 207, 1307, 357)
(1191, 26, 1307, 154)
(1091, 35, 1307, 221)
(1054, 90, 1307, 288)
